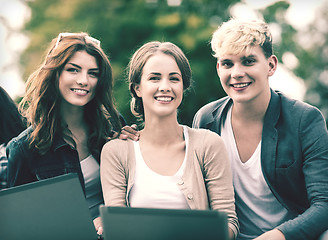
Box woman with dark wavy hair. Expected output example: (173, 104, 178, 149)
(6, 32, 124, 233)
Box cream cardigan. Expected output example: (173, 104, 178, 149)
(100, 126, 239, 236)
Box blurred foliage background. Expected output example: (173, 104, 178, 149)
(19, 0, 328, 126)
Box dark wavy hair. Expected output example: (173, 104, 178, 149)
(128, 41, 192, 123)
(0, 87, 26, 145)
(20, 32, 121, 157)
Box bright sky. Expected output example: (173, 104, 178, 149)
(0, 0, 327, 100)
(0, 0, 30, 98)
(243, 0, 326, 30)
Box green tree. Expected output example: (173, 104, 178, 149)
(22, 0, 327, 127)
(22, 0, 239, 126)
(261, 1, 328, 126)
(300, 4, 328, 124)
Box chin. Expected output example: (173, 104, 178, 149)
(230, 94, 253, 103)
(69, 101, 90, 107)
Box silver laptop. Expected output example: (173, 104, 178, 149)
(0, 173, 98, 240)
(100, 205, 229, 240)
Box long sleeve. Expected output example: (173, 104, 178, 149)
(100, 139, 133, 207)
(201, 130, 239, 237)
(276, 105, 328, 239)
(183, 128, 239, 237)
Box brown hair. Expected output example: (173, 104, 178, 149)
(128, 41, 192, 122)
(20, 32, 121, 157)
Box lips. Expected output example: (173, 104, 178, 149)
(155, 96, 173, 102)
(230, 82, 251, 88)
(71, 88, 89, 95)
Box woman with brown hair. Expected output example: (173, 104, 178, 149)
(6, 32, 124, 233)
(101, 41, 239, 239)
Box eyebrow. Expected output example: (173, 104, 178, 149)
(169, 72, 182, 76)
(219, 54, 258, 63)
(67, 63, 99, 71)
(148, 72, 161, 76)
(241, 54, 257, 60)
(148, 72, 182, 76)
(219, 59, 232, 63)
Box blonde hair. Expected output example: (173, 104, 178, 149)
(211, 18, 273, 59)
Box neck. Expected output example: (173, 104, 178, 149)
(140, 115, 183, 145)
(61, 102, 85, 130)
(232, 88, 271, 122)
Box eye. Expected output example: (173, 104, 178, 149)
(243, 58, 256, 66)
(149, 76, 160, 81)
(89, 71, 99, 78)
(66, 68, 78, 73)
(170, 76, 181, 82)
(221, 61, 233, 68)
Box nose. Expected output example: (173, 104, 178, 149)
(76, 72, 88, 86)
(158, 79, 171, 92)
(231, 64, 246, 80)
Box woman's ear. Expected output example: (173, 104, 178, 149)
(268, 55, 278, 76)
(134, 84, 141, 98)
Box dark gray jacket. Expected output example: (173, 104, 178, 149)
(193, 89, 328, 239)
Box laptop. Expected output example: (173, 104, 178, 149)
(0, 173, 98, 240)
(100, 205, 229, 240)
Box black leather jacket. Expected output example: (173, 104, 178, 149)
(7, 126, 88, 191)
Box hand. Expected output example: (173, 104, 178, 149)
(93, 217, 103, 235)
(228, 228, 235, 240)
(254, 229, 286, 240)
(120, 124, 139, 141)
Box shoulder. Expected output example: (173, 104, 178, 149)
(195, 97, 229, 116)
(270, 92, 328, 145)
(187, 126, 220, 137)
(275, 91, 319, 113)
(186, 126, 225, 148)
(277, 92, 326, 124)
(6, 127, 32, 152)
(100, 139, 135, 172)
(193, 96, 230, 128)
(101, 138, 134, 159)
(6, 127, 34, 180)
(102, 138, 133, 150)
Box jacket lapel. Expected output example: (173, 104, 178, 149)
(208, 97, 232, 136)
(261, 90, 280, 188)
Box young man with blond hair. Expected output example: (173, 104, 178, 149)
(193, 18, 328, 240)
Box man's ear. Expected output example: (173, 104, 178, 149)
(268, 55, 278, 76)
(216, 61, 220, 77)
(134, 84, 141, 98)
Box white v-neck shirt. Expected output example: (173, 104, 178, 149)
(221, 106, 292, 239)
(128, 126, 190, 209)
